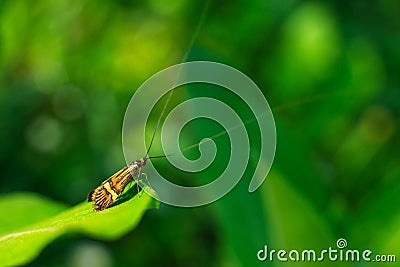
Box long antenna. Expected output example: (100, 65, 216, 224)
(148, 90, 347, 159)
(146, 91, 174, 156)
(148, 154, 175, 159)
(145, 0, 211, 158)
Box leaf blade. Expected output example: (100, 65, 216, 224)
(0, 191, 157, 266)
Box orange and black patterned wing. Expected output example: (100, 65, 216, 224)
(88, 165, 136, 211)
(88, 185, 116, 211)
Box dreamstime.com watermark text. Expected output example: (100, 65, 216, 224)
(257, 238, 396, 263)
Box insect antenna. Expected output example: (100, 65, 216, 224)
(145, 90, 174, 158)
(148, 154, 175, 159)
(145, 1, 210, 158)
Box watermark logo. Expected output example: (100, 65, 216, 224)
(257, 238, 396, 263)
(336, 238, 347, 249)
(122, 61, 276, 207)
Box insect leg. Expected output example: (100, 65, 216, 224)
(136, 167, 142, 197)
(141, 172, 151, 188)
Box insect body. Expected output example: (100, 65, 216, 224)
(88, 89, 173, 212)
(88, 157, 147, 211)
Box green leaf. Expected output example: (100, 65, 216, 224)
(0, 188, 157, 266)
(0, 192, 68, 237)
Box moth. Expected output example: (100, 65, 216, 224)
(88, 157, 148, 211)
(88, 91, 172, 211)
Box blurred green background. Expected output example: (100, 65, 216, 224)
(1, 0, 399, 266)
